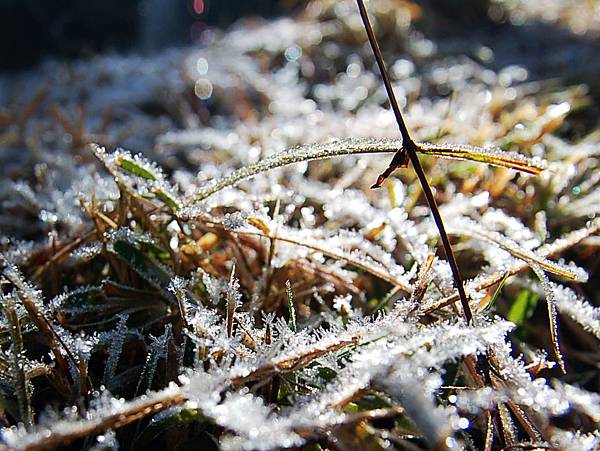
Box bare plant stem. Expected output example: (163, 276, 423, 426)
(20, 390, 186, 451)
(355, 0, 473, 323)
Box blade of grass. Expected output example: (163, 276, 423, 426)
(478, 272, 510, 313)
(286, 280, 297, 333)
(5, 295, 33, 430)
(446, 217, 586, 281)
(189, 138, 405, 202)
(182, 138, 543, 206)
(417, 142, 546, 175)
(530, 264, 566, 373)
(12, 387, 185, 451)
(1, 256, 79, 386)
(226, 265, 239, 338)
(507, 290, 538, 326)
(226, 228, 413, 293)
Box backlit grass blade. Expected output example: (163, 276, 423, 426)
(417, 142, 546, 175)
(187, 138, 545, 203)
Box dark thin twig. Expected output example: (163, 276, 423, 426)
(355, 0, 473, 323)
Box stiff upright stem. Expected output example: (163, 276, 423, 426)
(356, 0, 473, 323)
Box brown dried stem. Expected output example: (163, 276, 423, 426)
(423, 218, 600, 315)
(17, 390, 185, 451)
(355, 0, 473, 323)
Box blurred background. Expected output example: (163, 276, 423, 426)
(0, 0, 302, 70)
(3, 0, 599, 82)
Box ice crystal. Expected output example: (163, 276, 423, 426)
(201, 271, 228, 306)
(226, 267, 242, 338)
(552, 283, 600, 340)
(457, 346, 600, 431)
(68, 240, 103, 263)
(332, 294, 354, 317)
(101, 314, 129, 388)
(136, 325, 172, 396)
(551, 430, 600, 451)
(92, 145, 181, 211)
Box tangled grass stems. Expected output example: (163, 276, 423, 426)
(424, 218, 600, 316)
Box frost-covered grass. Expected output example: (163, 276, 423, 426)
(0, 0, 599, 450)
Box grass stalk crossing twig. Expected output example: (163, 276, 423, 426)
(355, 0, 473, 323)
